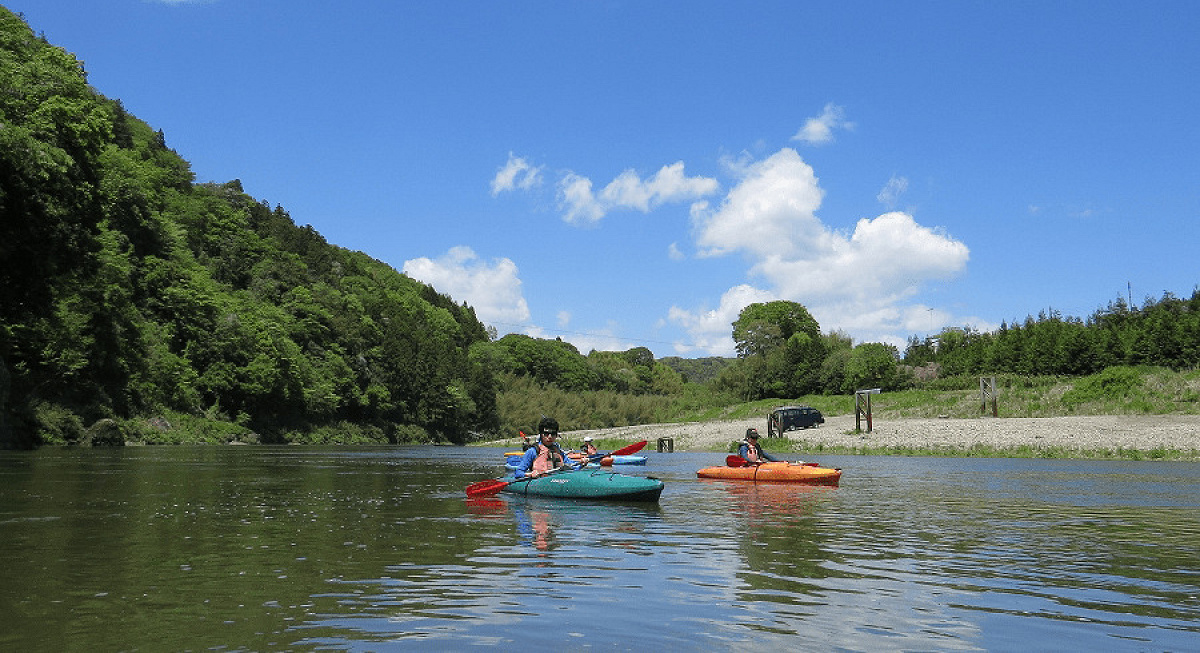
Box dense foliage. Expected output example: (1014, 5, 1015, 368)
(712, 301, 908, 400)
(712, 292, 1200, 405)
(906, 294, 1200, 378)
(0, 9, 497, 447)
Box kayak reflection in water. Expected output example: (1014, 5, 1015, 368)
(512, 416, 577, 479)
(738, 428, 781, 463)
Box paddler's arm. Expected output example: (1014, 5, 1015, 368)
(513, 448, 538, 479)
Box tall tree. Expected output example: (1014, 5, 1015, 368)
(730, 301, 826, 399)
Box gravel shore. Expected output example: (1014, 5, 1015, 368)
(555, 414, 1200, 458)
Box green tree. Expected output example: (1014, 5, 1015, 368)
(729, 301, 826, 399)
(843, 342, 902, 393)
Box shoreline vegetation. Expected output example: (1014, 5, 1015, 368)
(483, 368, 1200, 461)
(480, 414, 1200, 462)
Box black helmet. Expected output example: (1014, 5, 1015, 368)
(538, 416, 559, 435)
(745, 428, 759, 439)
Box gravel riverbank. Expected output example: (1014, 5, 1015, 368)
(548, 414, 1200, 459)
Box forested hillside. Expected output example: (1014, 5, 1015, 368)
(0, 9, 498, 447)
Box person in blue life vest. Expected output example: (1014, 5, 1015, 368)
(738, 428, 781, 463)
(513, 416, 576, 479)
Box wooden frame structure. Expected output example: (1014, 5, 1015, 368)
(980, 376, 998, 417)
(855, 388, 880, 433)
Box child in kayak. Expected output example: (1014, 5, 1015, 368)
(513, 416, 577, 479)
(580, 436, 598, 457)
(738, 428, 781, 464)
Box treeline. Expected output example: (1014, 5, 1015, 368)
(704, 300, 915, 400)
(0, 9, 497, 447)
(903, 292, 1200, 377)
(710, 291, 1200, 405)
(486, 336, 687, 435)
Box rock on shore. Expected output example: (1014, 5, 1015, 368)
(560, 414, 1200, 457)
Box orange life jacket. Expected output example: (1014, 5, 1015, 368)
(531, 442, 564, 474)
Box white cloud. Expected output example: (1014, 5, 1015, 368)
(792, 103, 853, 145)
(402, 246, 530, 325)
(558, 162, 718, 225)
(692, 148, 827, 259)
(877, 175, 909, 208)
(675, 148, 971, 355)
(667, 284, 776, 355)
(599, 161, 720, 211)
(492, 141, 973, 355)
(557, 173, 605, 224)
(490, 152, 544, 196)
(756, 211, 969, 302)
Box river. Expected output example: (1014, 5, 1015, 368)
(1, 445, 1198, 651)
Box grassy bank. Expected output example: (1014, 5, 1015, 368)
(756, 437, 1200, 461)
(667, 366, 1200, 425)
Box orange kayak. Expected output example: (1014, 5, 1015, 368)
(696, 461, 842, 485)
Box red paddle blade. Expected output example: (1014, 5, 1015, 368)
(612, 440, 647, 456)
(465, 479, 509, 498)
(726, 455, 747, 467)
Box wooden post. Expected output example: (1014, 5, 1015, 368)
(980, 376, 998, 417)
(855, 388, 881, 433)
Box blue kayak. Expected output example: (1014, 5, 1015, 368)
(506, 454, 648, 470)
(499, 468, 664, 501)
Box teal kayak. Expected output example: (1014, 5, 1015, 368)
(500, 469, 664, 501)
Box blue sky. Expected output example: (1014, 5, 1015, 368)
(11, 1, 1199, 358)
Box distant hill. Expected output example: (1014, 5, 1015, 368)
(660, 356, 734, 385)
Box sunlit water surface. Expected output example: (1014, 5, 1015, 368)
(2, 445, 1198, 651)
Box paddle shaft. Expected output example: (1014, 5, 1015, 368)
(726, 454, 818, 467)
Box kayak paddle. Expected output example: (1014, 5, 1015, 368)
(725, 454, 819, 467)
(465, 468, 564, 498)
(465, 440, 649, 498)
(608, 440, 647, 456)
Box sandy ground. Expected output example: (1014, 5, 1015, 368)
(545, 414, 1200, 457)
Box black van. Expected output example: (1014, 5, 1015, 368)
(767, 405, 824, 436)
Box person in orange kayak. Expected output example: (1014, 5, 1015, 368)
(580, 436, 598, 457)
(738, 428, 781, 463)
(513, 416, 576, 479)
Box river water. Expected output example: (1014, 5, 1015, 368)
(1, 445, 1198, 651)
